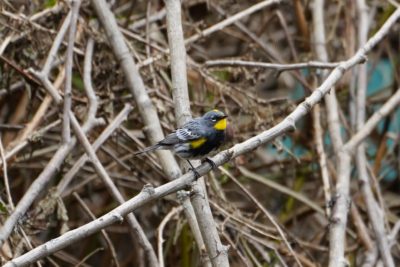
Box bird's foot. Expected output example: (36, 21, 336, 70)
(202, 157, 217, 170)
(186, 160, 201, 179)
(191, 169, 201, 179)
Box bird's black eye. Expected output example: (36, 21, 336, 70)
(211, 116, 217, 122)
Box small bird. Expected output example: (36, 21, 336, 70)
(135, 110, 228, 177)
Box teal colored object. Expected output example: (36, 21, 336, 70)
(267, 59, 398, 182)
(366, 59, 393, 97)
(291, 59, 394, 101)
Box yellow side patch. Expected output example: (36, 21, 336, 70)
(214, 118, 227, 130)
(190, 137, 207, 149)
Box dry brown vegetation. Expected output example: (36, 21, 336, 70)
(0, 0, 400, 266)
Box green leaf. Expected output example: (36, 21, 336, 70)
(0, 202, 8, 213)
(45, 0, 57, 8)
(72, 73, 85, 91)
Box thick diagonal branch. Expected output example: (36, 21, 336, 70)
(6, 7, 400, 263)
(90, 0, 181, 179)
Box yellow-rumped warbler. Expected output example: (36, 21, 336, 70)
(135, 110, 228, 175)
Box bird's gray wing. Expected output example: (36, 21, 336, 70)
(176, 120, 204, 141)
(160, 121, 201, 145)
(175, 128, 201, 141)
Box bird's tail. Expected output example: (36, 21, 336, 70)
(134, 144, 161, 156)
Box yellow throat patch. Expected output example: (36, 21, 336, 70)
(214, 118, 227, 130)
(190, 137, 207, 149)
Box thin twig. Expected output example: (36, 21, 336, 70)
(185, 0, 281, 45)
(313, 1, 351, 266)
(57, 105, 132, 193)
(176, 191, 208, 265)
(239, 167, 324, 215)
(75, 247, 104, 267)
(17, 227, 43, 267)
(28, 12, 73, 105)
(204, 59, 339, 72)
(5, 9, 400, 265)
(350, 204, 374, 251)
(0, 55, 41, 87)
(63, 0, 81, 144)
(0, 120, 61, 167)
(73, 193, 120, 267)
(0, 143, 71, 248)
(129, 9, 166, 31)
(157, 207, 181, 267)
(42, 12, 72, 77)
(0, 9, 98, 249)
(0, 135, 14, 209)
(66, 37, 158, 267)
(344, 88, 400, 152)
(219, 167, 304, 267)
(209, 1, 283, 63)
(222, 234, 252, 267)
(388, 220, 400, 246)
(139, 0, 281, 67)
(312, 104, 332, 216)
(6, 95, 53, 152)
(90, 0, 181, 180)
(69, 111, 159, 267)
(355, 1, 394, 265)
(82, 37, 99, 124)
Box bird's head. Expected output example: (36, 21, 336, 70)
(202, 109, 228, 130)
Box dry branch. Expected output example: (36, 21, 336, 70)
(90, 0, 181, 179)
(1, 1, 399, 266)
(204, 59, 339, 71)
(164, 1, 228, 266)
(62, 0, 81, 144)
(312, 1, 350, 266)
(5, 8, 400, 264)
(355, 1, 394, 266)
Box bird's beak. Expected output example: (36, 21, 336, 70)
(221, 115, 228, 119)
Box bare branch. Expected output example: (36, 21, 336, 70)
(220, 167, 303, 267)
(57, 105, 132, 193)
(41, 13, 72, 77)
(0, 135, 14, 209)
(0, 7, 96, 249)
(62, 0, 81, 143)
(82, 37, 100, 124)
(157, 207, 181, 267)
(312, 104, 332, 216)
(354, 1, 395, 265)
(73, 193, 120, 267)
(344, 88, 400, 152)
(0, 120, 61, 168)
(90, 0, 181, 179)
(164, 1, 228, 266)
(239, 167, 324, 215)
(164, 0, 191, 126)
(204, 59, 339, 72)
(5, 74, 400, 265)
(69, 111, 159, 267)
(139, 0, 281, 67)
(129, 9, 166, 31)
(3, 3, 400, 267)
(312, 1, 350, 265)
(0, 143, 71, 248)
(185, 0, 281, 45)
